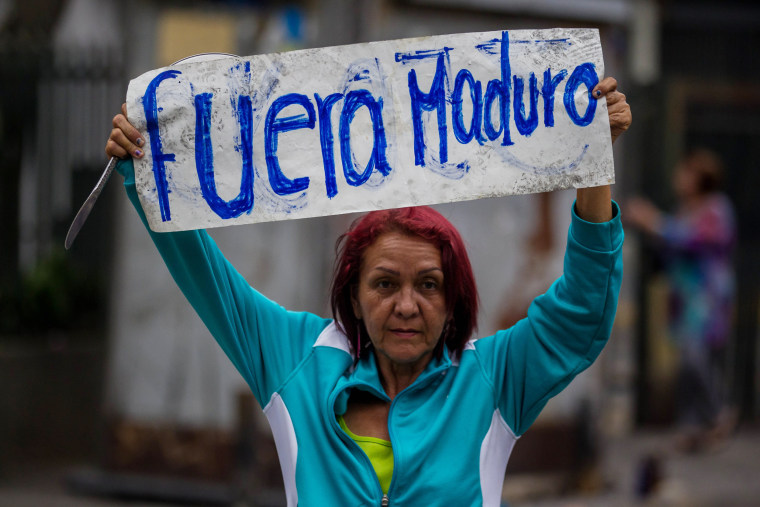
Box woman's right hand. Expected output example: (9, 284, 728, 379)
(105, 103, 145, 159)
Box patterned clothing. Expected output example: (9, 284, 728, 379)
(659, 194, 736, 349)
(656, 193, 736, 427)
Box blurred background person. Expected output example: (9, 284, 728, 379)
(627, 148, 737, 452)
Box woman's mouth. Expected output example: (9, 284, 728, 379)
(390, 328, 419, 338)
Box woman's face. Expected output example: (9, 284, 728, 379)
(352, 232, 449, 371)
(673, 163, 700, 200)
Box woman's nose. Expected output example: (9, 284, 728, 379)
(394, 287, 419, 317)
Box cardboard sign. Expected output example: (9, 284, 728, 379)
(127, 28, 612, 232)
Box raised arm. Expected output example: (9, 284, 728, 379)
(475, 77, 630, 436)
(476, 201, 624, 436)
(576, 77, 631, 223)
(106, 112, 331, 406)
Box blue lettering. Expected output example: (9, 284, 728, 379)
(315, 93, 344, 198)
(513, 72, 539, 136)
(194, 93, 254, 219)
(408, 54, 448, 166)
(339, 89, 392, 187)
(541, 68, 567, 127)
(265, 93, 315, 195)
(452, 69, 485, 145)
(482, 31, 514, 145)
(483, 79, 503, 141)
(563, 63, 598, 127)
(145, 38, 606, 222)
(143, 70, 181, 222)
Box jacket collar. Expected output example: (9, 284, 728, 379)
(332, 346, 453, 415)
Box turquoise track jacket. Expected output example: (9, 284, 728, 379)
(117, 159, 623, 506)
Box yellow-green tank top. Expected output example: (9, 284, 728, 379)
(337, 414, 394, 494)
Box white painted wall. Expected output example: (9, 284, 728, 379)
(106, 189, 331, 427)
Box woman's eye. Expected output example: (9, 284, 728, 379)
(376, 280, 392, 289)
(421, 280, 439, 290)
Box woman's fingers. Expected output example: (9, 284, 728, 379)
(593, 78, 631, 143)
(592, 76, 618, 98)
(608, 91, 632, 143)
(112, 107, 145, 153)
(105, 103, 145, 159)
(105, 134, 129, 159)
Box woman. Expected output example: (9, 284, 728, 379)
(627, 149, 736, 450)
(107, 78, 630, 506)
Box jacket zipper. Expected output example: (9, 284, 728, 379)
(329, 381, 389, 505)
(383, 367, 448, 505)
(335, 363, 450, 506)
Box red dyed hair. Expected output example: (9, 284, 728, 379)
(330, 206, 479, 359)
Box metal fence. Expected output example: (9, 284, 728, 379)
(18, 45, 125, 270)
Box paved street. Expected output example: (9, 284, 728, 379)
(505, 427, 760, 507)
(1, 428, 759, 506)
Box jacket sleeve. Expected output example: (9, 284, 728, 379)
(474, 201, 624, 436)
(116, 159, 331, 407)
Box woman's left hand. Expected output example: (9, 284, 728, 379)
(574, 77, 631, 223)
(593, 77, 632, 144)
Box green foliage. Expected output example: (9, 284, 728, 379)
(0, 249, 104, 336)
